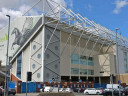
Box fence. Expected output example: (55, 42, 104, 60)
(94, 83, 107, 89)
(21, 82, 36, 93)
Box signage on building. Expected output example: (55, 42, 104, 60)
(0, 16, 42, 65)
(79, 79, 82, 82)
(118, 80, 121, 84)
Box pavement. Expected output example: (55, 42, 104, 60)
(15, 93, 39, 96)
(15, 92, 103, 96)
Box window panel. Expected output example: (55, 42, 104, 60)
(88, 57, 94, 66)
(88, 70, 94, 75)
(17, 52, 22, 79)
(124, 52, 128, 73)
(80, 55, 86, 65)
(80, 69, 87, 75)
(71, 54, 79, 64)
(71, 68, 79, 74)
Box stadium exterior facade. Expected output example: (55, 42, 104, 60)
(8, 15, 128, 84)
(0, 0, 128, 85)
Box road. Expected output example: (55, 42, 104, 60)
(15, 92, 103, 96)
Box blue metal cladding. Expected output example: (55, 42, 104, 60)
(8, 81, 15, 89)
(94, 83, 107, 89)
(21, 82, 36, 93)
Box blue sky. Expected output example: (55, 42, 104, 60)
(65, 0, 128, 38)
(0, 0, 128, 38)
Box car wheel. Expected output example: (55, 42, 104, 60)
(96, 92, 100, 95)
(85, 92, 89, 95)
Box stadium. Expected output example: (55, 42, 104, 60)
(0, 0, 128, 93)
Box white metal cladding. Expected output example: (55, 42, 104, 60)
(22, 44, 30, 81)
(44, 26, 60, 82)
(22, 0, 128, 48)
(30, 29, 42, 82)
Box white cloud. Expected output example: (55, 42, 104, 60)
(113, 0, 128, 14)
(0, 0, 68, 29)
(0, 8, 22, 29)
(65, 0, 73, 9)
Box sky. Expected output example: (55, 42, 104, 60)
(0, 0, 128, 38)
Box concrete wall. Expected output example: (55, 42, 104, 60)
(60, 31, 101, 77)
(94, 54, 116, 76)
(116, 46, 128, 74)
(60, 32, 70, 76)
(11, 59, 17, 76)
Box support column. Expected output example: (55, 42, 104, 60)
(93, 77, 95, 83)
(70, 35, 71, 82)
(99, 76, 101, 85)
(41, 15, 45, 82)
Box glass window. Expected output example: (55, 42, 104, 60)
(33, 45, 36, 50)
(71, 68, 79, 74)
(124, 52, 128, 73)
(37, 73, 40, 78)
(32, 64, 36, 69)
(37, 54, 41, 59)
(88, 57, 94, 66)
(80, 55, 86, 65)
(17, 52, 22, 79)
(88, 70, 94, 75)
(80, 69, 87, 75)
(71, 54, 79, 64)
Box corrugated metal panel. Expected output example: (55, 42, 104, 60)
(94, 83, 107, 89)
(21, 82, 36, 93)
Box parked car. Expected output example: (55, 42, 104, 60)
(44, 86, 53, 92)
(84, 88, 102, 95)
(97, 87, 104, 92)
(79, 88, 85, 93)
(102, 88, 124, 96)
(0, 88, 2, 96)
(0, 87, 4, 96)
(59, 88, 64, 92)
(124, 87, 128, 95)
(40, 87, 44, 92)
(73, 87, 85, 93)
(64, 88, 72, 93)
(52, 87, 59, 92)
(73, 88, 80, 93)
(8, 88, 16, 95)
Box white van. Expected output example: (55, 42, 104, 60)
(44, 86, 53, 92)
(107, 84, 119, 89)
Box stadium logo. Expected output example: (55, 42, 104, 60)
(0, 33, 8, 43)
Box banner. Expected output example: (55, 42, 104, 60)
(0, 16, 42, 66)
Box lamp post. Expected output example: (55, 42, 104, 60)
(115, 28, 120, 96)
(4, 15, 10, 96)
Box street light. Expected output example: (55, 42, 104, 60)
(4, 15, 10, 96)
(115, 28, 120, 79)
(115, 28, 121, 96)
